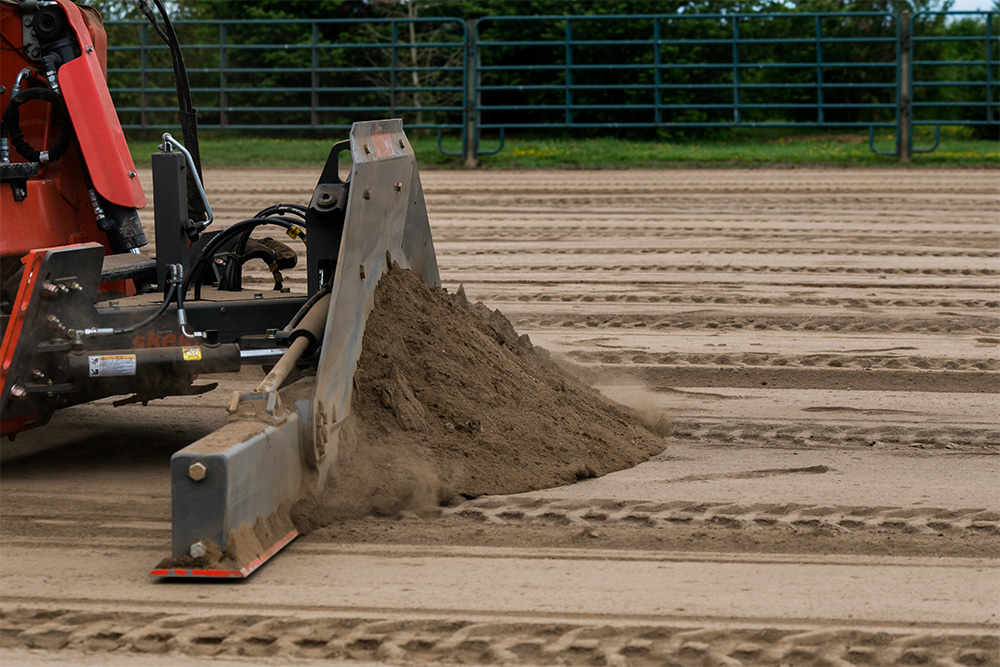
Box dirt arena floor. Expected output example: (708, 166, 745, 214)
(2, 167, 998, 666)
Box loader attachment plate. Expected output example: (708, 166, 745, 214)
(153, 120, 440, 579)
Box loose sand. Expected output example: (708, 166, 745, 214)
(319, 265, 665, 520)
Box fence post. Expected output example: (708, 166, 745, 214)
(815, 15, 824, 125)
(219, 23, 228, 130)
(731, 16, 741, 125)
(987, 12, 995, 127)
(565, 19, 573, 126)
(654, 17, 662, 125)
(390, 22, 399, 119)
(464, 18, 478, 168)
(140, 23, 148, 129)
(899, 12, 912, 163)
(311, 22, 319, 129)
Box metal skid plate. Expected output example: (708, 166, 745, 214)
(151, 412, 305, 579)
(154, 119, 440, 578)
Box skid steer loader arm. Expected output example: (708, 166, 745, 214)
(151, 119, 439, 578)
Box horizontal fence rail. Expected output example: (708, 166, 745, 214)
(102, 11, 998, 162)
(474, 12, 901, 131)
(105, 17, 467, 133)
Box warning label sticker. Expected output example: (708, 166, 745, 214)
(88, 354, 137, 377)
(182, 347, 202, 362)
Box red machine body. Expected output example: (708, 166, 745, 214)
(1, 0, 148, 436)
(0, 0, 144, 260)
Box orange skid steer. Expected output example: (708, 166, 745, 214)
(1, 0, 439, 577)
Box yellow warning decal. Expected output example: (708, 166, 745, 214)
(182, 347, 202, 362)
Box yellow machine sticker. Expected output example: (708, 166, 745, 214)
(88, 354, 136, 377)
(182, 347, 202, 362)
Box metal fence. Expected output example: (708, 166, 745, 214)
(105, 17, 467, 132)
(104, 11, 998, 162)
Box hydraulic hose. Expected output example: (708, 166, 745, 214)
(184, 217, 305, 300)
(111, 283, 175, 336)
(111, 265, 182, 335)
(1, 87, 73, 164)
(281, 285, 330, 333)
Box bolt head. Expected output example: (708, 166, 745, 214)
(9, 385, 26, 399)
(188, 462, 207, 481)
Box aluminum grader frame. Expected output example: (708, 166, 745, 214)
(1, 0, 438, 577)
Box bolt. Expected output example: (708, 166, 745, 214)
(9, 385, 26, 399)
(67, 281, 82, 292)
(188, 462, 207, 481)
(23, 17, 31, 27)
(359, 264, 366, 279)
(399, 139, 405, 149)
(41, 282, 60, 297)
(253, 293, 263, 300)
(363, 144, 370, 155)
(363, 189, 371, 200)
(31, 369, 44, 380)
(85, 45, 93, 54)
(220, 306, 227, 314)
(128, 170, 137, 179)
(395, 182, 403, 192)
(189, 541, 207, 558)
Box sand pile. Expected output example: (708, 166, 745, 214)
(158, 266, 666, 571)
(311, 265, 667, 520)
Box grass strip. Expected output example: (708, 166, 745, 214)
(126, 130, 998, 170)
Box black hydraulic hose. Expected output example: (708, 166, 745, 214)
(154, 0, 201, 181)
(282, 285, 331, 333)
(254, 203, 308, 219)
(137, 0, 201, 182)
(111, 283, 176, 335)
(184, 217, 306, 300)
(1, 88, 73, 163)
(224, 206, 308, 291)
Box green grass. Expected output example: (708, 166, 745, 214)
(126, 129, 999, 170)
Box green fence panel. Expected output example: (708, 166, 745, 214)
(102, 11, 998, 160)
(105, 17, 467, 132)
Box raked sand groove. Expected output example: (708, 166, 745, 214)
(2, 167, 998, 665)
